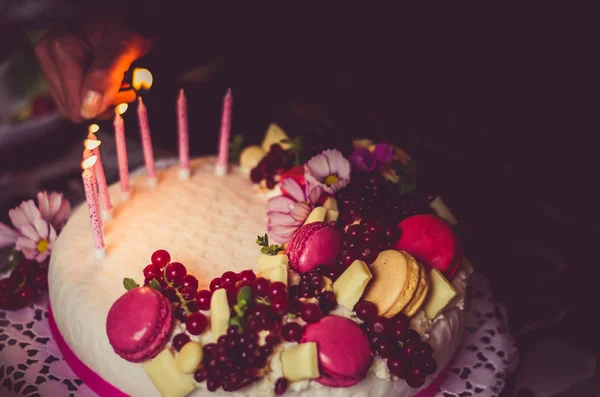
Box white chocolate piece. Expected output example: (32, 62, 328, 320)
(304, 207, 327, 225)
(281, 342, 320, 382)
(325, 209, 339, 223)
(429, 196, 458, 225)
(322, 197, 338, 211)
(210, 288, 230, 339)
(144, 350, 196, 397)
(176, 341, 203, 374)
(423, 269, 457, 319)
(261, 123, 290, 152)
(352, 138, 374, 149)
(239, 145, 266, 170)
(257, 254, 289, 273)
(333, 260, 373, 310)
(257, 265, 288, 286)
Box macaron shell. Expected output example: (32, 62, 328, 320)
(286, 222, 342, 273)
(382, 251, 421, 318)
(401, 261, 431, 317)
(301, 316, 372, 386)
(107, 287, 173, 363)
(362, 250, 408, 316)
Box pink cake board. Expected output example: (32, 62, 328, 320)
(49, 305, 452, 397)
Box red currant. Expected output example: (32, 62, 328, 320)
(181, 275, 198, 291)
(403, 340, 421, 357)
(318, 291, 337, 314)
(268, 282, 287, 300)
(254, 277, 270, 297)
(391, 313, 410, 330)
(16, 285, 36, 304)
(0, 278, 16, 292)
(271, 297, 289, 316)
(406, 367, 426, 388)
(186, 312, 208, 335)
(195, 289, 212, 310)
(387, 354, 408, 378)
(221, 271, 238, 284)
(180, 287, 197, 300)
(239, 270, 256, 283)
(274, 377, 288, 395)
(300, 303, 321, 324)
(421, 356, 437, 375)
(165, 262, 186, 284)
(143, 263, 161, 279)
(373, 337, 396, 358)
(209, 277, 222, 291)
(354, 301, 378, 323)
(281, 322, 304, 342)
(371, 316, 391, 337)
(151, 249, 171, 268)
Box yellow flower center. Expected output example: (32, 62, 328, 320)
(324, 174, 339, 186)
(37, 239, 49, 253)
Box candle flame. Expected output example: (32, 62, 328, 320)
(82, 155, 98, 169)
(132, 68, 153, 91)
(84, 139, 101, 150)
(116, 103, 129, 115)
(89, 124, 100, 134)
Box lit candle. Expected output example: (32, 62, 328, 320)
(137, 97, 157, 187)
(85, 133, 113, 220)
(114, 112, 131, 201)
(177, 89, 190, 180)
(216, 88, 232, 176)
(82, 155, 106, 259)
(82, 148, 98, 199)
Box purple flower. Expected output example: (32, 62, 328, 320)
(305, 149, 351, 194)
(349, 143, 395, 172)
(267, 178, 322, 244)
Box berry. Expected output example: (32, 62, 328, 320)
(301, 303, 321, 324)
(371, 316, 391, 337)
(421, 356, 438, 375)
(174, 305, 187, 322)
(227, 326, 239, 335)
(402, 329, 421, 344)
(374, 337, 396, 358)
(186, 300, 199, 312)
(406, 367, 426, 388)
(186, 312, 208, 335)
(403, 340, 421, 357)
(16, 285, 35, 304)
(194, 368, 208, 382)
(250, 304, 270, 319)
(31, 269, 48, 290)
(391, 313, 410, 331)
(151, 249, 171, 268)
(206, 379, 220, 392)
(180, 287, 196, 301)
(172, 333, 190, 351)
(354, 301, 378, 323)
(319, 291, 337, 314)
(271, 297, 289, 317)
(143, 263, 161, 279)
(387, 354, 408, 378)
(165, 262, 186, 284)
(288, 285, 301, 301)
(392, 326, 410, 341)
(254, 277, 270, 297)
(221, 271, 238, 284)
(418, 342, 433, 357)
(282, 322, 304, 342)
(288, 299, 302, 315)
(163, 287, 179, 302)
(181, 275, 199, 291)
(268, 282, 287, 299)
(275, 377, 288, 395)
(0, 278, 16, 292)
(239, 270, 256, 283)
(195, 289, 212, 310)
(210, 277, 222, 291)
(265, 334, 280, 346)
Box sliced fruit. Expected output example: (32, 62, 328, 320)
(239, 145, 266, 170)
(258, 254, 289, 273)
(333, 260, 373, 310)
(423, 268, 457, 319)
(257, 264, 288, 285)
(175, 341, 203, 374)
(144, 349, 196, 397)
(210, 289, 230, 339)
(304, 207, 327, 225)
(322, 197, 338, 211)
(362, 250, 409, 316)
(428, 196, 458, 225)
(394, 214, 462, 279)
(324, 209, 339, 223)
(261, 123, 290, 152)
(401, 261, 430, 317)
(381, 251, 421, 318)
(281, 342, 320, 381)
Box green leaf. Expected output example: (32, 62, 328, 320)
(228, 134, 244, 164)
(149, 278, 162, 291)
(283, 136, 304, 166)
(256, 234, 284, 255)
(229, 316, 245, 332)
(123, 278, 139, 291)
(255, 297, 271, 307)
(237, 286, 253, 307)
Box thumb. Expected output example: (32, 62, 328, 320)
(80, 28, 146, 119)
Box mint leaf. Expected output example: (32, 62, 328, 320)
(123, 278, 139, 291)
(237, 286, 253, 307)
(282, 136, 304, 166)
(228, 134, 244, 164)
(149, 278, 162, 291)
(257, 233, 285, 255)
(229, 316, 245, 332)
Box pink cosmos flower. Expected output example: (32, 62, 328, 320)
(267, 178, 323, 244)
(37, 191, 71, 230)
(0, 222, 19, 248)
(305, 149, 351, 194)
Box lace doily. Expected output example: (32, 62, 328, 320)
(0, 273, 517, 397)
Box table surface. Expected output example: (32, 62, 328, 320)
(0, 273, 518, 397)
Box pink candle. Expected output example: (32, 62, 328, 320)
(82, 156, 106, 259)
(177, 89, 190, 180)
(82, 148, 98, 199)
(137, 97, 157, 186)
(216, 88, 232, 176)
(87, 133, 113, 220)
(114, 113, 131, 201)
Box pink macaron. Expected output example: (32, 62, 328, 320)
(301, 315, 373, 387)
(286, 221, 342, 273)
(106, 287, 173, 363)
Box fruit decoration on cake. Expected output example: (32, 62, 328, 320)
(103, 125, 471, 396)
(0, 191, 70, 310)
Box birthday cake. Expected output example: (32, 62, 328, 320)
(48, 123, 472, 397)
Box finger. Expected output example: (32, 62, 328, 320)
(34, 36, 69, 118)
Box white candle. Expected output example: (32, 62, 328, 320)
(82, 155, 106, 259)
(177, 89, 190, 180)
(137, 97, 157, 186)
(114, 113, 131, 201)
(216, 88, 232, 176)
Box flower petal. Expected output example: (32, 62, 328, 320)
(36, 250, 50, 263)
(330, 177, 350, 193)
(268, 212, 301, 227)
(0, 222, 19, 248)
(348, 148, 376, 172)
(37, 191, 51, 221)
(21, 200, 42, 224)
(280, 178, 306, 203)
(16, 236, 37, 250)
(267, 225, 300, 244)
(307, 184, 324, 204)
(289, 202, 311, 222)
(19, 224, 40, 241)
(20, 248, 38, 260)
(267, 196, 296, 213)
(306, 153, 331, 181)
(325, 149, 351, 180)
(48, 224, 58, 243)
(34, 219, 50, 240)
(372, 143, 395, 165)
(53, 200, 71, 227)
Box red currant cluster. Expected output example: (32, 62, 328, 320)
(0, 257, 48, 310)
(288, 268, 338, 318)
(250, 144, 294, 189)
(354, 301, 437, 388)
(337, 218, 400, 268)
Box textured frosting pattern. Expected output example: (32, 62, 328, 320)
(49, 157, 467, 397)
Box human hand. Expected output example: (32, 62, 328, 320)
(35, 19, 153, 123)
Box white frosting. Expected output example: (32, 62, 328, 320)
(49, 157, 467, 397)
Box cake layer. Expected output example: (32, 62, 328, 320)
(49, 157, 467, 397)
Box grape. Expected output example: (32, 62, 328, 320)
(318, 291, 337, 314)
(194, 367, 208, 382)
(206, 379, 221, 392)
(282, 322, 304, 342)
(165, 262, 186, 284)
(195, 289, 212, 310)
(186, 312, 208, 335)
(239, 269, 256, 282)
(354, 301, 378, 323)
(387, 354, 408, 378)
(374, 337, 396, 358)
(403, 340, 421, 358)
(227, 326, 239, 335)
(391, 313, 410, 331)
(300, 303, 321, 324)
(151, 249, 171, 268)
(418, 342, 433, 357)
(420, 356, 438, 375)
(172, 333, 190, 351)
(406, 367, 426, 388)
(181, 274, 198, 291)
